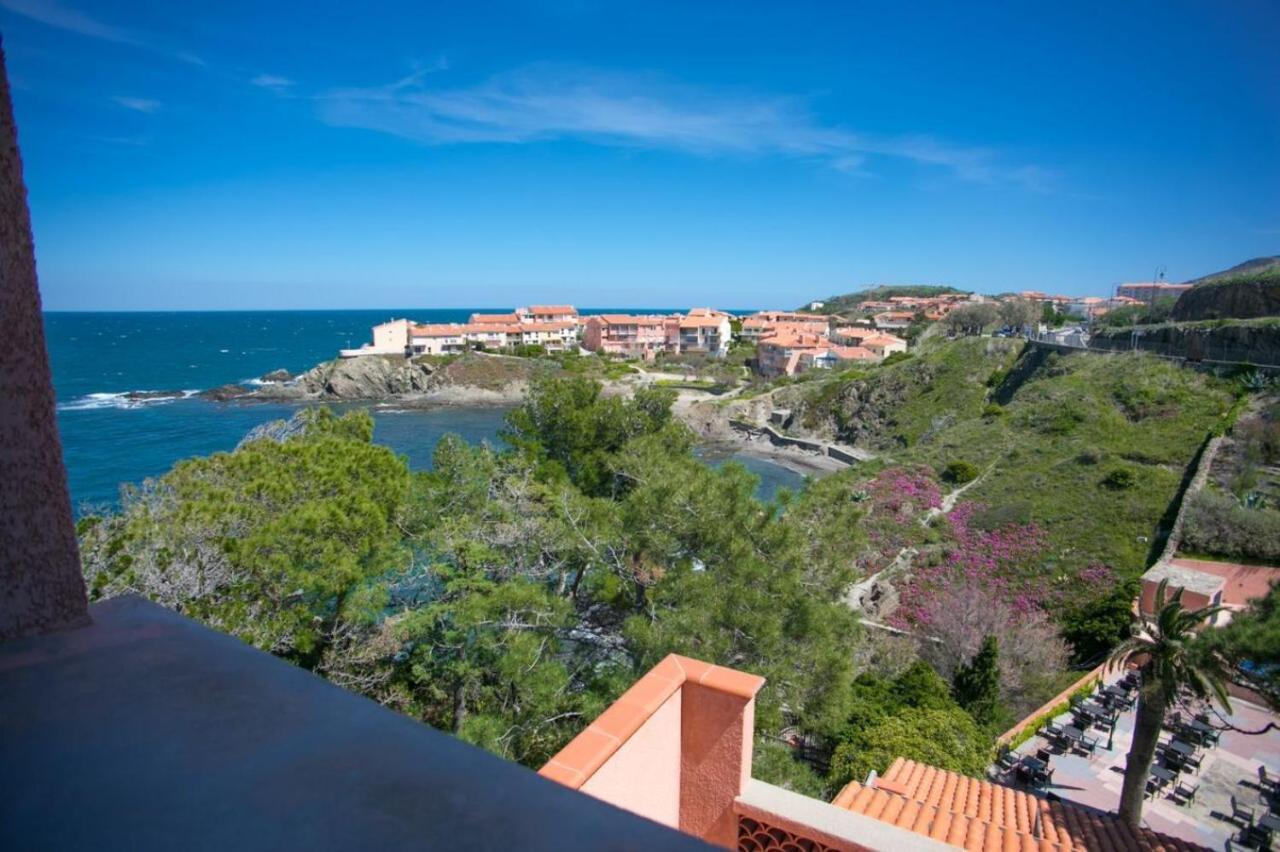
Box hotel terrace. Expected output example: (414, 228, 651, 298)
(536, 653, 1257, 852)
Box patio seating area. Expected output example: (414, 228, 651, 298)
(992, 671, 1280, 850)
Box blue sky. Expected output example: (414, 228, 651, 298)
(3, 0, 1278, 310)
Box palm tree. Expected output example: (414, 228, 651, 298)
(1108, 579, 1232, 828)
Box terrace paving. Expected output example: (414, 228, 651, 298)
(1006, 677, 1280, 850)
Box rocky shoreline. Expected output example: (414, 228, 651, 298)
(197, 352, 536, 407)
(181, 352, 862, 477)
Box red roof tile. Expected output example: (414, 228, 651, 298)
(833, 758, 1208, 852)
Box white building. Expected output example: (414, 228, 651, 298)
(676, 310, 732, 356)
(339, 318, 411, 358)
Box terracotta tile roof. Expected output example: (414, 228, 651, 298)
(469, 312, 520, 323)
(833, 758, 1208, 852)
(1167, 557, 1280, 608)
(859, 333, 907, 346)
(679, 315, 728, 328)
(411, 323, 466, 336)
(591, 314, 672, 325)
(527, 305, 577, 314)
(760, 331, 827, 348)
(827, 345, 877, 361)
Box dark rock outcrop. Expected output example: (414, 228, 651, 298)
(199, 384, 255, 402)
(1089, 321, 1280, 366)
(259, 369, 294, 383)
(290, 356, 436, 400)
(124, 390, 187, 401)
(1170, 257, 1280, 321)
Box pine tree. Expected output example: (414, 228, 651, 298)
(952, 635, 1001, 726)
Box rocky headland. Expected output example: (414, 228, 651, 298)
(200, 352, 557, 407)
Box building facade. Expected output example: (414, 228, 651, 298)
(1116, 282, 1192, 303)
(582, 314, 679, 358)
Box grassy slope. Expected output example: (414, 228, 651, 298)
(915, 350, 1232, 576)
(428, 353, 563, 390)
(1184, 256, 1280, 286)
(792, 337, 1021, 446)
(795, 339, 1236, 579)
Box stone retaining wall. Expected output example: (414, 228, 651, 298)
(728, 420, 871, 464)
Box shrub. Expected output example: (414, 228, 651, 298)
(830, 706, 991, 785)
(942, 460, 980, 485)
(985, 368, 1008, 388)
(880, 351, 913, 368)
(981, 403, 1005, 419)
(751, 739, 830, 800)
(1076, 448, 1103, 466)
(1100, 466, 1138, 490)
(1182, 490, 1280, 563)
(1238, 416, 1280, 465)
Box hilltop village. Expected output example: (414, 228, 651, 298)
(339, 283, 1193, 379)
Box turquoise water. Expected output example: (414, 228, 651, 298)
(46, 310, 803, 511)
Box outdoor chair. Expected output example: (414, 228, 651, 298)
(1173, 780, 1199, 805)
(1036, 748, 1054, 764)
(1075, 736, 1099, 756)
(1237, 825, 1271, 851)
(997, 751, 1019, 772)
(1234, 795, 1257, 826)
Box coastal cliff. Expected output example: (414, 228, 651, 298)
(203, 352, 559, 406)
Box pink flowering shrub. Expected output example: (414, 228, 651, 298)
(891, 502, 1047, 629)
(857, 467, 943, 576)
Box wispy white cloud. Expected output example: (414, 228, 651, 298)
(251, 73, 295, 92)
(0, 0, 204, 65)
(318, 63, 1049, 188)
(111, 95, 161, 114)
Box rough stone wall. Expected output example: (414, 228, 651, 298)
(1153, 434, 1224, 567)
(1088, 323, 1280, 367)
(0, 43, 90, 641)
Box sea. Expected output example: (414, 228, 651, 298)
(45, 310, 806, 514)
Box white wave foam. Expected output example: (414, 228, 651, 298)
(57, 390, 200, 411)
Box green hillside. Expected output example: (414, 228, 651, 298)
(790, 339, 1237, 579)
(1184, 255, 1280, 286)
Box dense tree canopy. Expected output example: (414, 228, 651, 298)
(80, 374, 1093, 791)
(81, 408, 410, 667)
